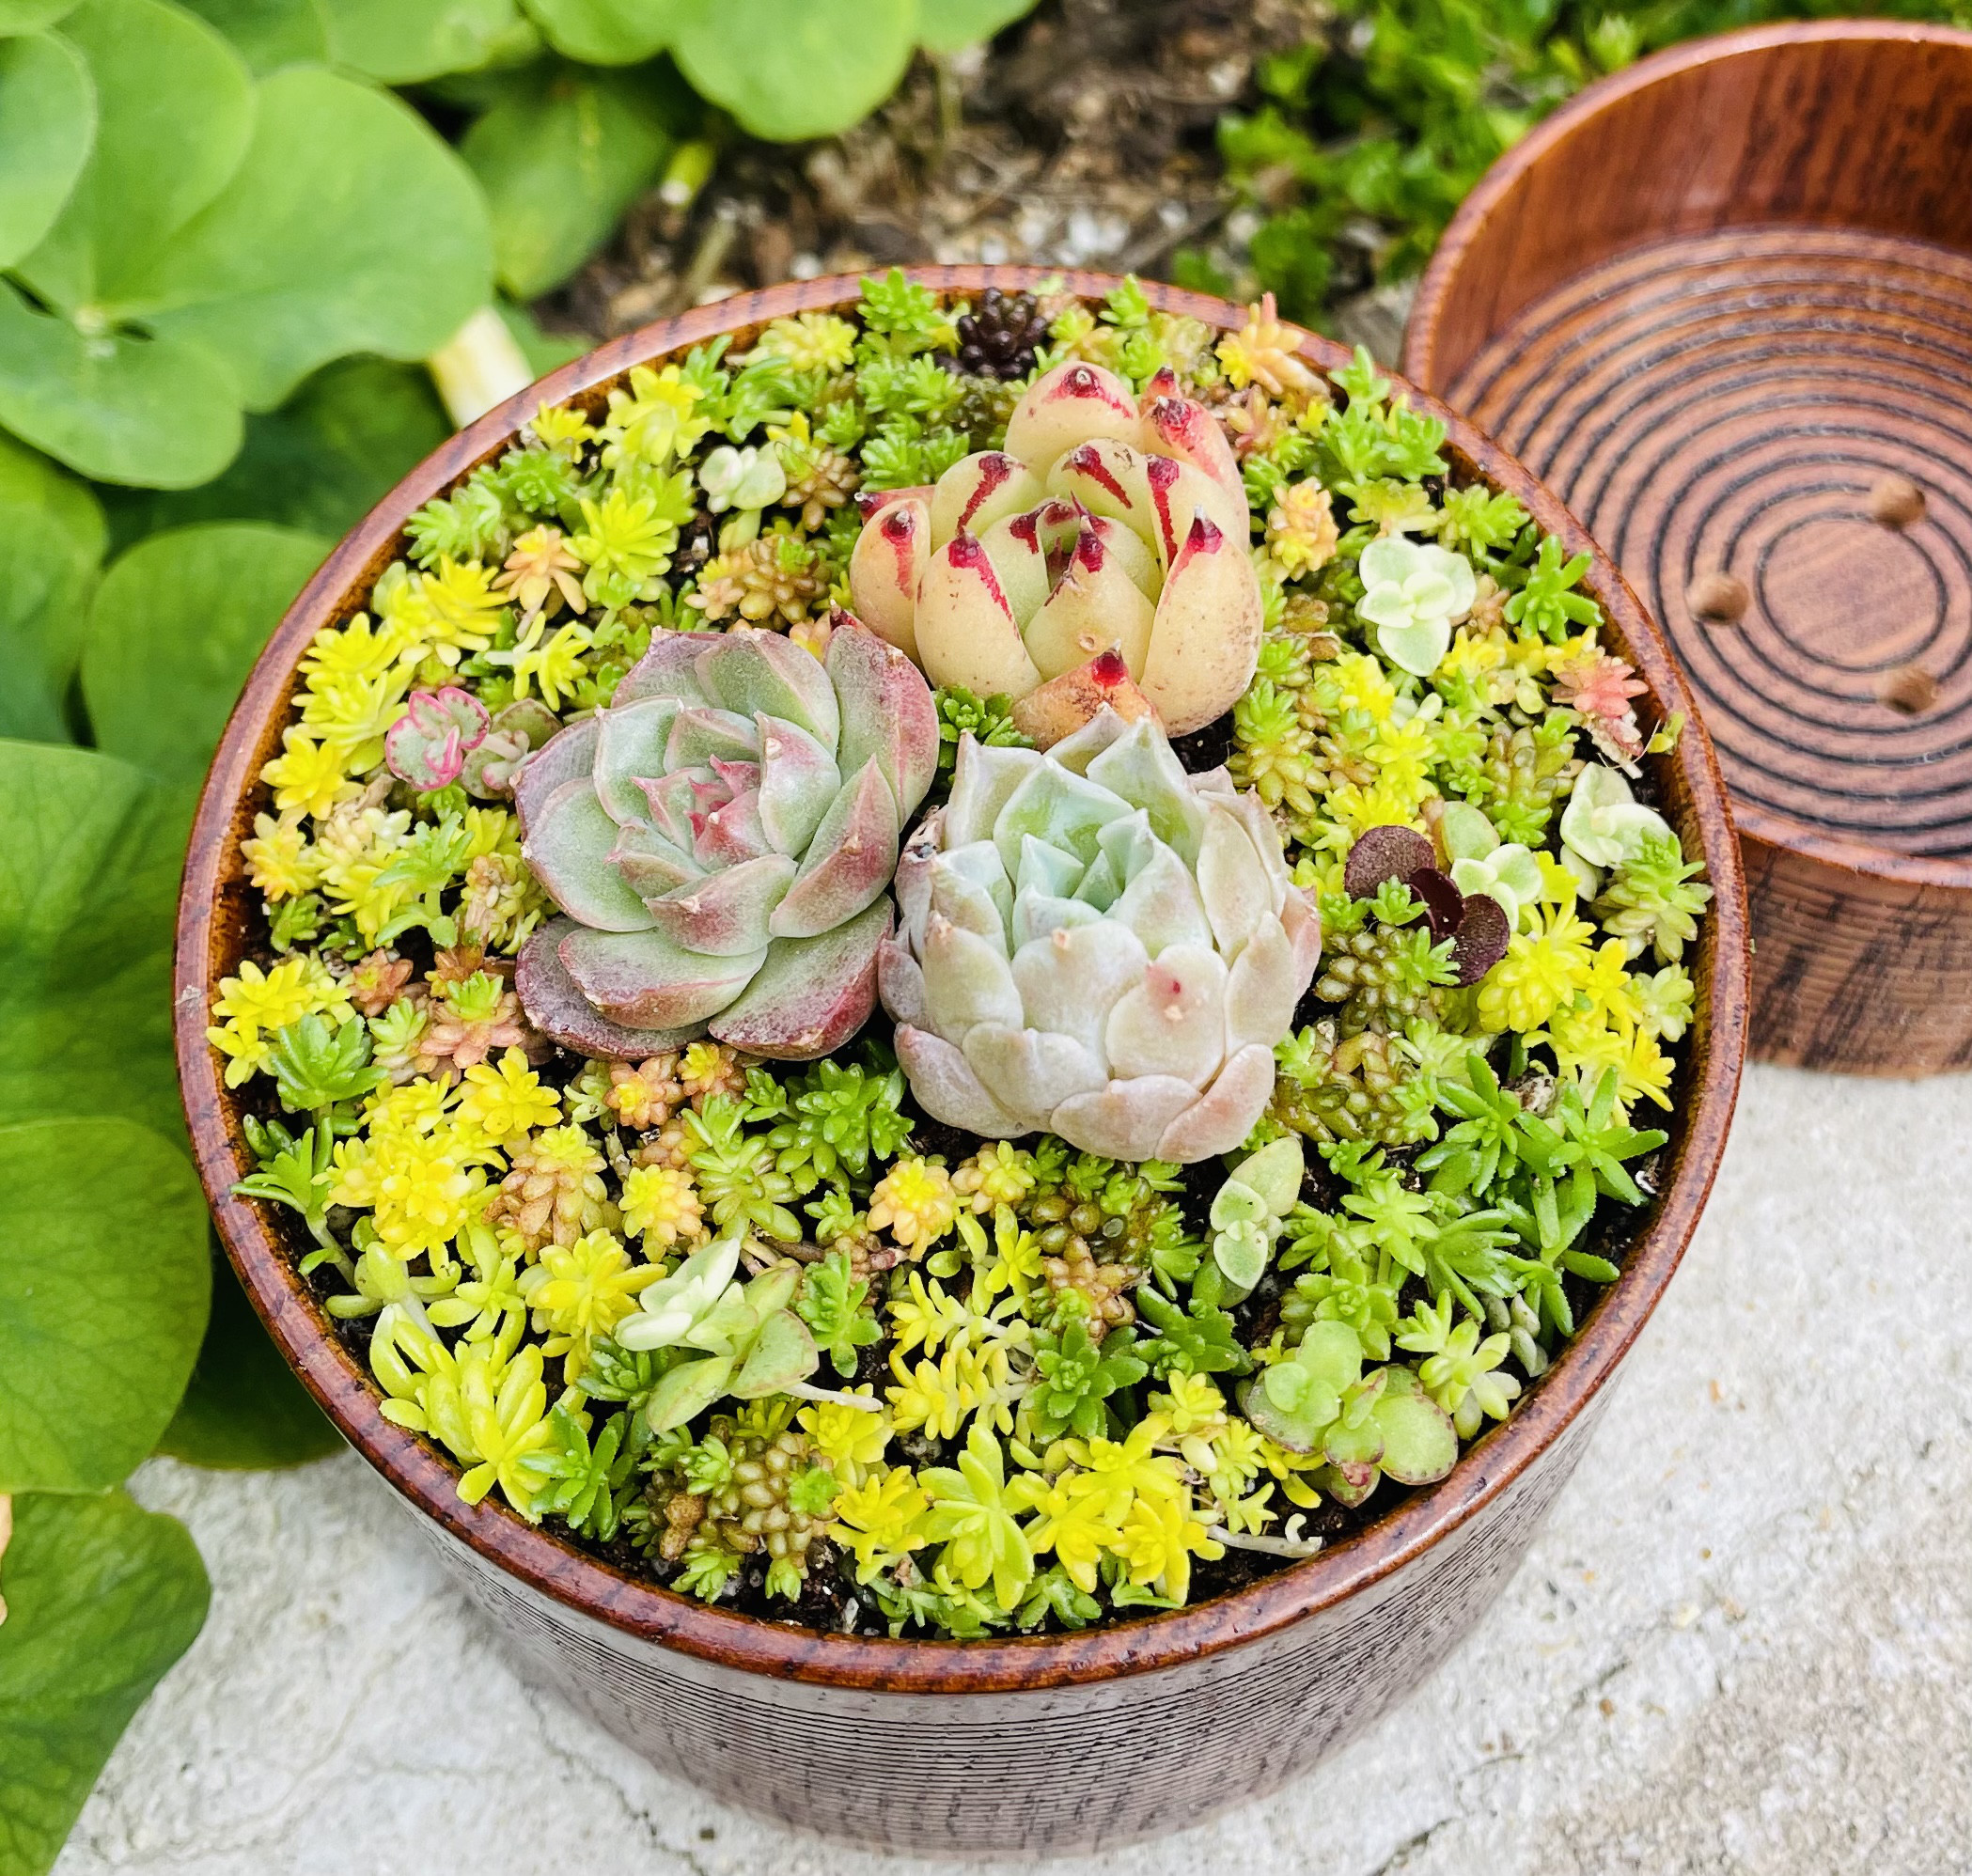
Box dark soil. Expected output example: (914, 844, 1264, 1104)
(551, 0, 1324, 339)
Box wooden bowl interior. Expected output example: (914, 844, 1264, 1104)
(175, 269, 1749, 1691)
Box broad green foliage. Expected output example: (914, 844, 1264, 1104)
(177, 0, 329, 70)
(318, 0, 534, 83)
(0, 742, 183, 1137)
(666, 0, 916, 140)
(0, 437, 105, 743)
(0, 1491, 210, 1876)
(917, 0, 1034, 53)
(0, 1117, 210, 1493)
(82, 522, 328, 788)
(464, 64, 674, 297)
(0, 0, 491, 487)
(521, 0, 667, 64)
(0, 0, 81, 26)
(158, 1253, 340, 1467)
(100, 356, 449, 546)
(0, 34, 93, 269)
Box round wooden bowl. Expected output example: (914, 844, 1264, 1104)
(1403, 23, 1972, 1076)
(175, 269, 1749, 1853)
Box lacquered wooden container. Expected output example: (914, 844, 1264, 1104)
(175, 270, 1749, 1853)
(1403, 23, 1972, 1076)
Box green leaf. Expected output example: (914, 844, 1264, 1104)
(917, 0, 1031, 54)
(133, 66, 494, 410)
(177, 0, 331, 71)
(318, 0, 534, 83)
(666, 0, 916, 141)
(520, 0, 667, 65)
(0, 284, 243, 486)
(99, 354, 448, 546)
(15, 0, 255, 314)
(0, 742, 185, 1137)
(0, 1117, 211, 1493)
(464, 65, 671, 298)
(0, 0, 81, 25)
(0, 32, 94, 270)
(0, 438, 104, 743)
(82, 521, 327, 788)
(0, 1490, 209, 1875)
(156, 1250, 340, 1467)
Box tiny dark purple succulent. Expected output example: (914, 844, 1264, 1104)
(1344, 824, 1510, 985)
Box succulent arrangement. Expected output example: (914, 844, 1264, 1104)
(211, 273, 1710, 1642)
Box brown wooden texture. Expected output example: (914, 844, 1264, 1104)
(175, 268, 1749, 1851)
(1403, 23, 1972, 1075)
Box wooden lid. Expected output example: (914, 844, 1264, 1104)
(1405, 23, 1972, 1074)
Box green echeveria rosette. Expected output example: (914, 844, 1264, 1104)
(877, 709, 1323, 1164)
(515, 619, 939, 1060)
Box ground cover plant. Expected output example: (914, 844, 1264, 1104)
(207, 274, 1710, 1639)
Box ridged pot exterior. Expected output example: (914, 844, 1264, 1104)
(415, 1401, 1599, 1853)
(175, 269, 1748, 1856)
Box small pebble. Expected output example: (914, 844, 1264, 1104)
(1868, 475, 1926, 529)
(1880, 664, 1939, 714)
(1686, 571, 1749, 625)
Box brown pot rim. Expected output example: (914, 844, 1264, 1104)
(175, 266, 1749, 1696)
(1402, 19, 1972, 897)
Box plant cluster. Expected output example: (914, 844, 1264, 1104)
(206, 276, 1711, 1651)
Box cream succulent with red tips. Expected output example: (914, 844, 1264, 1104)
(847, 360, 1264, 738)
(512, 621, 938, 1061)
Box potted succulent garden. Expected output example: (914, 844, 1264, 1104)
(176, 268, 1746, 1852)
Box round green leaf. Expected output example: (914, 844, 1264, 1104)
(1373, 1384, 1459, 1485)
(156, 1251, 341, 1467)
(177, 0, 333, 71)
(0, 1490, 209, 1875)
(0, 426, 103, 560)
(667, 0, 916, 141)
(133, 65, 494, 410)
(917, 0, 1031, 53)
(0, 432, 103, 742)
(13, 0, 255, 316)
(82, 521, 327, 788)
(520, 0, 666, 64)
(0, 33, 95, 269)
(100, 354, 449, 546)
(0, 0, 82, 25)
(0, 741, 186, 1137)
(0, 282, 243, 485)
(464, 67, 671, 298)
(319, 0, 534, 82)
(0, 1116, 211, 1493)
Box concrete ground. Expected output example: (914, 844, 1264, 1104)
(55, 1063, 1972, 1876)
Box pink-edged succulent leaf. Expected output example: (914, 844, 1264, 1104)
(591, 695, 681, 822)
(963, 1023, 1105, 1115)
(1004, 360, 1143, 466)
(665, 704, 759, 771)
(690, 785, 774, 868)
(522, 778, 657, 932)
(513, 714, 600, 838)
(1049, 1073, 1197, 1161)
(1045, 438, 1151, 539)
(462, 697, 560, 797)
(913, 531, 1043, 699)
(1449, 891, 1511, 985)
(645, 852, 795, 958)
(609, 820, 699, 899)
(694, 630, 840, 751)
(847, 499, 930, 662)
(767, 758, 898, 940)
(1103, 943, 1229, 1085)
(754, 711, 842, 856)
(893, 1024, 1029, 1135)
(1140, 452, 1246, 567)
(1344, 824, 1437, 899)
(1139, 508, 1263, 735)
(876, 933, 930, 1026)
(558, 923, 766, 1027)
(929, 450, 1045, 547)
(824, 617, 939, 821)
(1010, 649, 1158, 751)
(383, 686, 490, 789)
(1140, 386, 1246, 519)
(518, 919, 699, 1058)
(1224, 916, 1304, 1051)
(709, 898, 891, 1060)
(612, 629, 719, 706)
(854, 484, 932, 522)
(1020, 522, 1157, 682)
(1153, 1041, 1276, 1161)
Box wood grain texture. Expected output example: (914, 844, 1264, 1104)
(1403, 23, 1972, 1075)
(174, 268, 1749, 1850)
